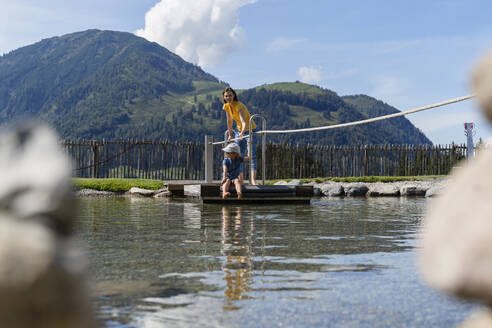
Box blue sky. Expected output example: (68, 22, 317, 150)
(1, 0, 492, 145)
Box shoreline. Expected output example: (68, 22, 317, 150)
(75, 177, 449, 198)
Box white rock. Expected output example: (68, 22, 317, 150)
(319, 183, 344, 197)
(367, 183, 400, 197)
(473, 51, 492, 122)
(420, 148, 492, 303)
(127, 187, 155, 197)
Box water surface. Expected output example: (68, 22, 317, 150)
(75, 197, 477, 327)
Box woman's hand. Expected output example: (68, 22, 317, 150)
(221, 177, 228, 185)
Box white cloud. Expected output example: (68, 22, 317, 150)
(325, 68, 359, 80)
(267, 37, 307, 53)
(135, 0, 257, 68)
(369, 75, 408, 104)
(296, 65, 359, 86)
(297, 66, 324, 84)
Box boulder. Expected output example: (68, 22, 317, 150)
(473, 51, 492, 122)
(420, 148, 492, 304)
(344, 184, 369, 197)
(127, 187, 155, 197)
(400, 185, 426, 196)
(366, 183, 400, 197)
(76, 189, 117, 197)
(274, 179, 302, 186)
(0, 125, 96, 328)
(319, 183, 344, 197)
(154, 188, 172, 198)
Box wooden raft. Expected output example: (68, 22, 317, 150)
(200, 184, 313, 204)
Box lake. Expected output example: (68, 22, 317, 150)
(75, 197, 477, 327)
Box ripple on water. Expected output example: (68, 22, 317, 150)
(75, 197, 476, 328)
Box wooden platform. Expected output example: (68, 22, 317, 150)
(200, 184, 313, 204)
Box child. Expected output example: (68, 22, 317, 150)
(221, 143, 249, 200)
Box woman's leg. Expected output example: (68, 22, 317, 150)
(235, 130, 246, 183)
(247, 133, 258, 185)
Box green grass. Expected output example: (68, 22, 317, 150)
(249, 82, 326, 96)
(265, 175, 445, 185)
(73, 178, 165, 193)
(73, 176, 445, 192)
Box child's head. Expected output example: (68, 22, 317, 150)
(222, 143, 241, 158)
(222, 87, 238, 104)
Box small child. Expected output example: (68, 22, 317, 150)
(221, 143, 249, 200)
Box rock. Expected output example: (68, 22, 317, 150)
(344, 184, 368, 197)
(154, 188, 171, 198)
(400, 185, 426, 196)
(312, 187, 322, 197)
(459, 309, 492, 328)
(0, 125, 96, 327)
(319, 183, 344, 197)
(420, 148, 492, 304)
(0, 124, 76, 235)
(473, 51, 492, 122)
(274, 179, 302, 186)
(75, 189, 117, 197)
(425, 182, 448, 198)
(127, 187, 155, 197)
(366, 183, 400, 197)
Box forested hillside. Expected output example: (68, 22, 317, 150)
(0, 29, 431, 145)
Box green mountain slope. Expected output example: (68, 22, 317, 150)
(0, 29, 432, 145)
(0, 29, 225, 139)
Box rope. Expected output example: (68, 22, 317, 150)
(259, 94, 476, 134)
(210, 94, 475, 145)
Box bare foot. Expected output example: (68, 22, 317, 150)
(237, 192, 242, 200)
(222, 192, 230, 200)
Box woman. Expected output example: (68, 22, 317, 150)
(222, 87, 258, 185)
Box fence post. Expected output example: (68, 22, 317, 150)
(205, 135, 213, 182)
(92, 141, 99, 178)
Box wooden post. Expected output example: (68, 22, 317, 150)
(92, 141, 99, 178)
(205, 135, 213, 183)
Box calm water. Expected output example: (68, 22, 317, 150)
(75, 197, 477, 328)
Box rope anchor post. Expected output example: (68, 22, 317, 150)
(249, 114, 267, 185)
(204, 135, 214, 183)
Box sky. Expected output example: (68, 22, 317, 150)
(1, 0, 492, 145)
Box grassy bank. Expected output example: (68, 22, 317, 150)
(73, 176, 445, 192)
(73, 178, 165, 193)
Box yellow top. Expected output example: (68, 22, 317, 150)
(222, 101, 256, 132)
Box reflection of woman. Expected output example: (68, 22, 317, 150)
(222, 87, 258, 185)
(221, 206, 254, 310)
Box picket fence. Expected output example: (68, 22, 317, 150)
(63, 140, 468, 180)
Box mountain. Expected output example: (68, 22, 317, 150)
(0, 29, 225, 139)
(342, 94, 431, 145)
(0, 29, 432, 145)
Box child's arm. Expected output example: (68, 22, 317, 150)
(221, 165, 228, 185)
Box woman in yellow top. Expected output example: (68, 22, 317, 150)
(222, 87, 258, 185)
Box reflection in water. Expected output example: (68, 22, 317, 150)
(74, 197, 478, 328)
(221, 207, 254, 310)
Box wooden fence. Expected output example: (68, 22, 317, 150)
(63, 140, 468, 180)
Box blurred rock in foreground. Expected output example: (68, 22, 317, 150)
(420, 50, 492, 327)
(0, 124, 97, 328)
